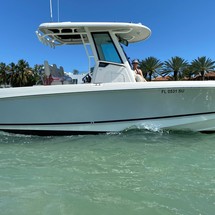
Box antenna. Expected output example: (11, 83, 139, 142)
(49, 0, 60, 22)
(50, 0, 53, 21)
(58, 0, 60, 22)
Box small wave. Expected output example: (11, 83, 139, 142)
(122, 124, 167, 134)
(0, 130, 33, 138)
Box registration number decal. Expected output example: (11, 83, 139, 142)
(161, 89, 185, 94)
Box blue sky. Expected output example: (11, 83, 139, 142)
(1, 0, 215, 73)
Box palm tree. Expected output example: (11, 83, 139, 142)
(13, 59, 30, 87)
(32, 64, 44, 85)
(191, 56, 215, 80)
(73, 69, 79, 75)
(0, 62, 9, 87)
(163, 56, 189, 80)
(33, 64, 43, 73)
(140, 57, 163, 81)
(182, 65, 195, 80)
(8, 62, 17, 86)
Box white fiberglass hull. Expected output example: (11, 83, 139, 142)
(1, 81, 215, 135)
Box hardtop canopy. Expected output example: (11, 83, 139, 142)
(36, 22, 151, 47)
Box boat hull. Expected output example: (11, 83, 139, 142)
(1, 82, 215, 135)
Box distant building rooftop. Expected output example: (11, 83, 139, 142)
(152, 76, 172, 81)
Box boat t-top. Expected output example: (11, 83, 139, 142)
(36, 22, 151, 84)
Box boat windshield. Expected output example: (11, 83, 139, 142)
(92, 32, 122, 64)
(120, 44, 132, 68)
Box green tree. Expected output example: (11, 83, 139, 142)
(8, 62, 17, 86)
(32, 64, 44, 85)
(163, 56, 189, 80)
(12, 59, 30, 87)
(140, 57, 163, 81)
(191, 56, 215, 80)
(73, 69, 79, 75)
(33, 64, 43, 73)
(182, 65, 195, 80)
(0, 62, 9, 87)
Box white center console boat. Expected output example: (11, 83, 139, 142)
(0, 22, 215, 135)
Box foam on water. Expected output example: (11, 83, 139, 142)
(0, 130, 215, 215)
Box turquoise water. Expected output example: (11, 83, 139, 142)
(0, 130, 214, 215)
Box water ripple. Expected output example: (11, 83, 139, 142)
(0, 130, 215, 214)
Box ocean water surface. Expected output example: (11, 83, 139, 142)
(0, 130, 214, 215)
